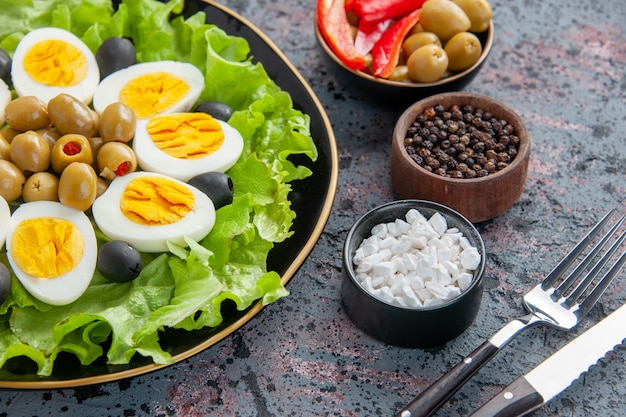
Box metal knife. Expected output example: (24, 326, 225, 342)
(469, 302, 626, 417)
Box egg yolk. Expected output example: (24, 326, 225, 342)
(121, 176, 194, 225)
(11, 218, 84, 278)
(146, 113, 224, 160)
(23, 40, 88, 87)
(120, 72, 191, 118)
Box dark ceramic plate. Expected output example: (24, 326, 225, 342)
(0, 0, 338, 389)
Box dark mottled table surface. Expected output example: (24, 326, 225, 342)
(2, 0, 625, 416)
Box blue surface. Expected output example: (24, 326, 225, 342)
(2, 0, 626, 416)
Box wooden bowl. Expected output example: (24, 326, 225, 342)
(315, 20, 493, 102)
(391, 93, 531, 223)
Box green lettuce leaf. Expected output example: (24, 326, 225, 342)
(0, 0, 316, 376)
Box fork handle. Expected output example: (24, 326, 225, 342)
(394, 341, 500, 417)
(395, 317, 536, 417)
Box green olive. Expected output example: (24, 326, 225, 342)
(0, 159, 25, 201)
(4, 96, 50, 131)
(22, 172, 59, 202)
(50, 134, 94, 174)
(444, 32, 483, 71)
(48, 93, 98, 137)
(0, 126, 20, 143)
(452, 0, 492, 33)
(97, 141, 138, 181)
(419, 0, 471, 43)
(0, 133, 10, 160)
(99, 102, 136, 143)
(88, 136, 104, 163)
(407, 44, 449, 83)
(96, 176, 108, 198)
(402, 32, 442, 60)
(58, 162, 97, 211)
(35, 127, 62, 149)
(9, 130, 50, 173)
(388, 65, 412, 82)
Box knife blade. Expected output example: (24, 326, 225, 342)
(470, 302, 626, 417)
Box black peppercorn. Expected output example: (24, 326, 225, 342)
(403, 103, 520, 179)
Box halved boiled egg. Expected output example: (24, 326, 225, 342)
(0, 78, 11, 126)
(0, 195, 9, 248)
(11, 27, 100, 104)
(92, 61, 204, 119)
(92, 171, 216, 253)
(132, 112, 244, 181)
(5, 201, 97, 306)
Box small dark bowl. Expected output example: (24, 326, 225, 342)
(315, 20, 493, 102)
(341, 200, 486, 348)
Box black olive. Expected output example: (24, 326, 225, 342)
(96, 37, 137, 80)
(194, 101, 234, 121)
(187, 172, 234, 210)
(97, 240, 143, 283)
(0, 262, 11, 305)
(0, 48, 12, 87)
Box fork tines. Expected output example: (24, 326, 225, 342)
(541, 210, 626, 315)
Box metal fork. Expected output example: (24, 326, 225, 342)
(395, 209, 626, 417)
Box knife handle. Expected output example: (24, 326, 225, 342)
(394, 340, 500, 417)
(469, 376, 544, 417)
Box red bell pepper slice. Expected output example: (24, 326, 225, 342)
(354, 18, 393, 55)
(317, 0, 366, 70)
(371, 8, 421, 78)
(353, 0, 426, 24)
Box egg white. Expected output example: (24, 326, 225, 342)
(0, 195, 9, 249)
(91, 61, 204, 118)
(11, 27, 100, 104)
(92, 171, 216, 253)
(0, 78, 11, 126)
(133, 116, 244, 182)
(5, 201, 97, 306)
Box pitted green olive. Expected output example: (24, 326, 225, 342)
(99, 102, 136, 143)
(87, 136, 104, 162)
(0, 126, 20, 143)
(388, 65, 412, 82)
(96, 176, 108, 197)
(58, 162, 98, 211)
(9, 130, 50, 173)
(22, 172, 59, 202)
(402, 32, 442, 59)
(35, 127, 62, 149)
(0, 159, 25, 201)
(407, 44, 449, 83)
(97, 141, 137, 181)
(444, 32, 482, 72)
(48, 93, 98, 137)
(419, 0, 471, 43)
(452, 0, 492, 32)
(50, 134, 94, 174)
(4, 96, 50, 131)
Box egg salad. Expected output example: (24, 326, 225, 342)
(0, 0, 318, 378)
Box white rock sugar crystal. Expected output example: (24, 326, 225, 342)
(352, 209, 481, 308)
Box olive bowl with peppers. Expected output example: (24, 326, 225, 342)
(390, 92, 531, 223)
(315, 0, 494, 101)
